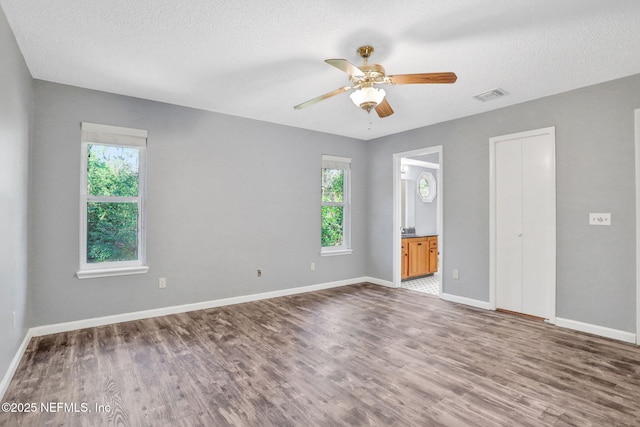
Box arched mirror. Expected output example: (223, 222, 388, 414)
(417, 172, 436, 202)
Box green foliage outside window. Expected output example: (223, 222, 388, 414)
(321, 169, 344, 247)
(418, 177, 429, 198)
(87, 202, 138, 263)
(321, 205, 343, 247)
(86, 144, 140, 263)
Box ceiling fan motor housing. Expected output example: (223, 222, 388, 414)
(350, 63, 386, 85)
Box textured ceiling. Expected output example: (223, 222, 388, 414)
(2, 0, 640, 140)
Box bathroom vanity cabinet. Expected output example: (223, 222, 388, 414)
(401, 235, 438, 280)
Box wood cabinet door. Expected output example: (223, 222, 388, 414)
(401, 240, 409, 279)
(409, 239, 430, 277)
(428, 237, 438, 273)
(428, 248, 438, 273)
(416, 241, 429, 275)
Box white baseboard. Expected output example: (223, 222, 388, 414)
(0, 330, 33, 401)
(364, 277, 396, 288)
(431, 295, 637, 345)
(29, 277, 369, 337)
(440, 292, 493, 310)
(555, 317, 636, 344)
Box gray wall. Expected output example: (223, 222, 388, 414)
(368, 74, 640, 333)
(0, 8, 32, 387)
(29, 81, 368, 326)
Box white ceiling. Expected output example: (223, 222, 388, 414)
(2, 0, 640, 140)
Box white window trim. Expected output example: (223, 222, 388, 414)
(321, 248, 353, 257)
(321, 155, 352, 256)
(77, 122, 149, 279)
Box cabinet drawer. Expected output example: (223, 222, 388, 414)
(429, 238, 438, 248)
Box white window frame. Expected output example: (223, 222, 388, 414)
(321, 155, 352, 256)
(76, 122, 149, 279)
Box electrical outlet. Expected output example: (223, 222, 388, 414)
(452, 269, 460, 280)
(310, 262, 315, 271)
(257, 268, 262, 278)
(589, 213, 611, 226)
(159, 277, 167, 289)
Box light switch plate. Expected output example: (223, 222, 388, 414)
(589, 213, 611, 226)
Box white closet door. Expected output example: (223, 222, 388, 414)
(495, 141, 523, 313)
(494, 128, 555, 320)
(521, 135, 555, 319)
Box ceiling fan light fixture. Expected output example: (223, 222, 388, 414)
(294, 45, 457, 118)
(350, 87, 386, 112)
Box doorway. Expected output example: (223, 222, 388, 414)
(490, 127, 556, 321)
(393, 146, 443, 294)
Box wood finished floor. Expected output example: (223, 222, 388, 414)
(2, 283, 640, 426)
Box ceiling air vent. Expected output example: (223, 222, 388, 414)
(472, 88, 509, 102)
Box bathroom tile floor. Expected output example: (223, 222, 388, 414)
(401, 273, 440, 296)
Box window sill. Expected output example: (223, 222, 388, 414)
(76, 265, 149, 279)
(320, 249, 353, 257)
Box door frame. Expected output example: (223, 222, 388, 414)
(393, 145, 443, 289)
(635, 109, 640, 345)
(489, 127, 557, 323)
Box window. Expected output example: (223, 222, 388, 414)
(321, 155, 352, 256)
(77, 122, 149, 279)
(417, 171, 437, 202)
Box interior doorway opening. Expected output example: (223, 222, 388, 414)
(393, 146, 443, 295)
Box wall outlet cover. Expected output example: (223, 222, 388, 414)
(589, 213, 611, 226)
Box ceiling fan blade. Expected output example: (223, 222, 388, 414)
(387, 72, 457, 85)
(375, 98, 394, 118)
(293, 86, 354, 110)
(325, 59, 365, 77)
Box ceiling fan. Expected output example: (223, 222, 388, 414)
(294, 45, 457, 118)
